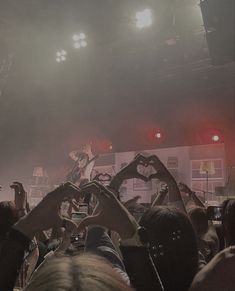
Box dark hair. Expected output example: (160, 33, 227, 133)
(0, 201, 19, 236)
(188, 207, 208, 237)
(139, 206, 198, 291)
(221, 199, 235, 246)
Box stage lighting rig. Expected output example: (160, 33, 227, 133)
(56, 50, 67, 63)
(73, 33, 88, 49)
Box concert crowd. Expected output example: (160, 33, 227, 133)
(0, 149, 234, 291)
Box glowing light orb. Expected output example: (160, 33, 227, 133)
(135, 9, 153, 29)
(79, 33, 86, 40)
(212, 135, 220, 142)
(155, 132, 162, 139)
(56, 50, 67, 63)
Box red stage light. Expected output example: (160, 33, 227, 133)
(155, 132, 162, 139)
(198, 128, 224, 144)
(147, 128, 165, 143)
(212, 134, 220, 142)
(91, 139, 113, 153)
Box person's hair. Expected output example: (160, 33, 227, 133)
(221, 199, 235, 246)
(25, 254, 133, 291)
(0, 201, 18, 236)
(188, 207, 208, 237)
(139, 206, 198, 291)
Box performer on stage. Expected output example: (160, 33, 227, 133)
(67, 144, 97, 186)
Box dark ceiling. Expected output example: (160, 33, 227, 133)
(0, 0, 234, 182)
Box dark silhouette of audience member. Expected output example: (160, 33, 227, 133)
(0, 201, 19, 238)
(139, 206, 198, 291)
(221, 199, 235, 247)
(188, 207, 219, 262)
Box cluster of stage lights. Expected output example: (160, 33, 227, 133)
(55, 8, 153, 63)
(156, 132, 223, 143)
(72, 33, 88, 49)
(56, 50, 67, 63)
(149, 129, 223, 144)
(89, 131, 222, 153)
(55, 32, 87, 63)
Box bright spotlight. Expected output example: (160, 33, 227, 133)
(212, 135, 220, 142)
(72, 32, 88, 49)
(155, 132, 162, 139)
(81, 40, 87, 47)
(199, 128, 224, 144)
(147, 128, 165, 143)
(135, 8, 153, 29)
(79, 33, 86, 40)
(56, 50, 67, 63)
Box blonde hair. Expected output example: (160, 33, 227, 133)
(25, 254, 133, 291)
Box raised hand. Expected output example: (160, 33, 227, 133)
(117, 154, 151, 181)
(178, 182, 193, 195)
(179, 182, 205, 208)
(143, 155, 174, 182)
(189, 246, 235, 291)
(13, 182, 82, 239)
(143, 155, 186, 212)
(78, 181, 138, 239)
(93, 173, 112, 183)
(109, 154, 150, 193)
(151, 184, 168, 207)
(10, 182, 27, 213)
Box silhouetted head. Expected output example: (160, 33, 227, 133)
(221, 199, 235, 246)
(139, 206, 198, 291)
